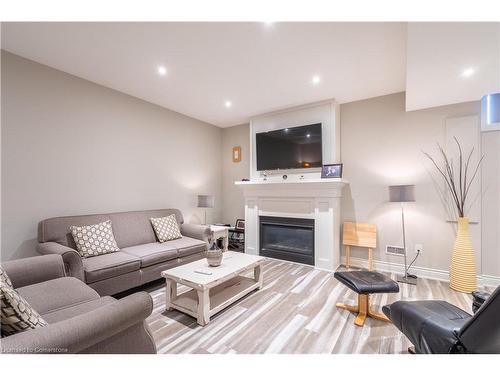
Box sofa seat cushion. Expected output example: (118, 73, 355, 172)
(121, 243, 178, 267)
(83, 252, 141, 283)
(17, 277, 100, 315)
(170, 236, 207, 257)
(42, 296, 116, 323)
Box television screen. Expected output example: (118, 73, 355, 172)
(256, 123, 322, 171)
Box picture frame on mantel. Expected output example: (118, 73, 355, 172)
(321, 163, 343, 178)
(232, 146, 241, 162)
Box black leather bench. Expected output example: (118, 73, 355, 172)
(334, 270, 399, 326)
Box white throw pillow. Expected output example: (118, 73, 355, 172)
(69, 220, 120, 258)
(150, 215, 182, 242)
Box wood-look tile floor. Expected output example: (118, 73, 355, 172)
(145, 259, 480, 354)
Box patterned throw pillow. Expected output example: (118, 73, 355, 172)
(69, 220, 120, 258)
(1, 283, 48, 337)
(150, 215, 182, 242)
(0, 266, 13, 288)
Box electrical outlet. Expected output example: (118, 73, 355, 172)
(415, 243, 424, 254)
(386, 245, 405, 256)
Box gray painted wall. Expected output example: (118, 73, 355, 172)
(221, 124, 249, 225)
(221, 93, 500, 277)
(1, 51, 222, 261)
(340, 93, 481, 272)
(481, 131, 500, 277)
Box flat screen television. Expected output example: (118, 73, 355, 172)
(256, 123, 322, 171)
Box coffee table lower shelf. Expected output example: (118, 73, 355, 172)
(166, 275, 261, 326)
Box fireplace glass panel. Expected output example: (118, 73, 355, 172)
(259, 216, 314, 265)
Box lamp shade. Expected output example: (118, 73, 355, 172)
(389, 185, 415, 203)
(197, 195, 214, 208)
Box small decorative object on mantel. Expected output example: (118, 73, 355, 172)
(423, 137, 484, 293)
(206, 237, 223, 267)
(282, 174, 288, 180)
(321, 163, 343, 178)
(232, 146, 241, 162)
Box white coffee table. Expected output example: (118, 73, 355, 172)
(161, 251, 265, 326)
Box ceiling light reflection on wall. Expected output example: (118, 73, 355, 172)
(461, 67, 476, 78)
(157, 66, 167, 76)
(312, 75, 321, 85)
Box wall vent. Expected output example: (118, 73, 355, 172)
(386, 245, 405, 256)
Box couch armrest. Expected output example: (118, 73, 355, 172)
(180, 223, 211, 242)
(37, 242, 84, 281)
(0, 292, 156, 354)
(1, 254, 66, 289)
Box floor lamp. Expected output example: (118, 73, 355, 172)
(197, 194, 214, 225)
(389, 185, 416, 285)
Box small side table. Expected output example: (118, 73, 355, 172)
(210, 225, 229, 251)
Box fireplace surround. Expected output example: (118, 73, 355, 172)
(235, 178, 347, 271)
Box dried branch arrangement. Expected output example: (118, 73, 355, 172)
(423, 137, 483, 218)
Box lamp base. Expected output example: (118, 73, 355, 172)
(396, 274, 417, 285)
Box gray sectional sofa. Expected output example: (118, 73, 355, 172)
(1, 254, 156, 354)
(37, 208, 210, 296)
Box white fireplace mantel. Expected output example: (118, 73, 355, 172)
(235, 178, 348, 271)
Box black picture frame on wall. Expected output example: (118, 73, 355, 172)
(321, 163, 343, 178)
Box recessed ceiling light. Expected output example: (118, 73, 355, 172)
(284, 128, 289, 132)
(306, 133, 311, 138)
(224, 101, 232, 108)
(312, 75, 321, 85)
(157, 66, 167, 76)
(461, 67, 476, 78)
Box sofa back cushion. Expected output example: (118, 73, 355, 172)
(38, 209, 184, 249)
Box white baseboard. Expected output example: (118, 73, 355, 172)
(479, 274, 500, 287)
(341, 256, 500, 288)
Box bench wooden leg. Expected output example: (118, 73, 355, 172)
(345, 245, 350, 269)
(368, 248, 373, 271)
(336, 294, 391, 327)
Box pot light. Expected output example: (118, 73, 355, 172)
(461, 67, 476, 78)
(224, 101, 232, 108)
(312, 75, 321, 85)
(157, 66, 167, 76)
(306, 133, 311, 138)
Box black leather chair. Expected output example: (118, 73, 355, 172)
(383, 286, 500, 354)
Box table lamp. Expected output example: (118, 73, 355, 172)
(197, 195, 214, 225)
(389, 185, 416, 285)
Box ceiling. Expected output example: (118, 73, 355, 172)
(406, 22, 500, 111)
(1, 22, 407, 127)
(2, 22, 499, 127)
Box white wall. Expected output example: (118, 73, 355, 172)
(1, 51, 222, 261)
(249, 101, 340, 179)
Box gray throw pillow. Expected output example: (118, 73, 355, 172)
(150, 215, 182, 242)
(69, 220, 120, 258)
(1, 283, 48, 337)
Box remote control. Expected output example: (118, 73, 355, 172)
(194, 269, 213, 275)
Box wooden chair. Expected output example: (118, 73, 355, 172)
(342, 222, 377, 271)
